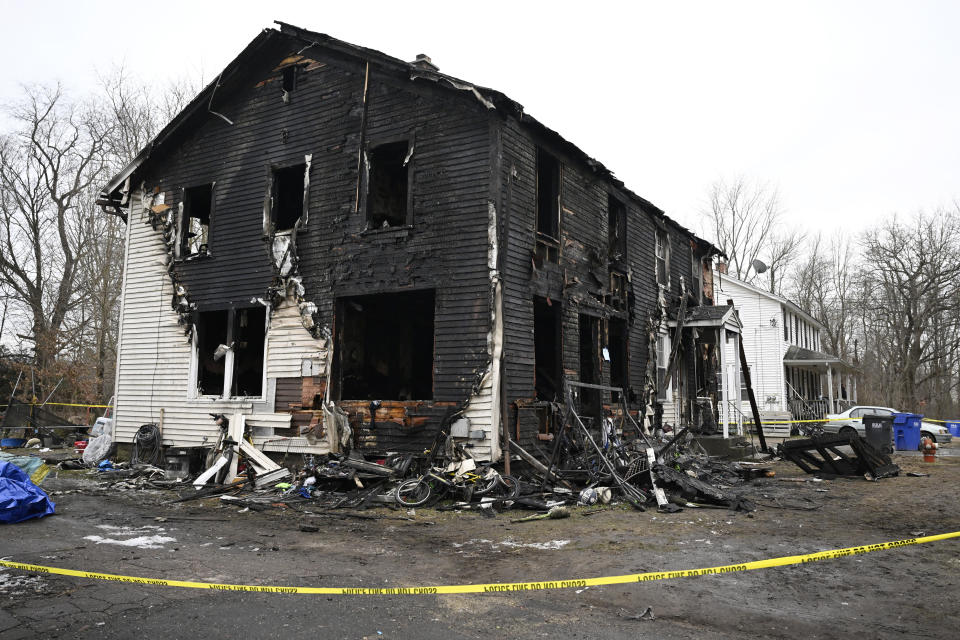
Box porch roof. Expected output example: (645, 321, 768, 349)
(783, 346, 856, 372)
(668, 304, 742, 332)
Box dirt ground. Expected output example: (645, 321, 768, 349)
(1, 444, 959, 639)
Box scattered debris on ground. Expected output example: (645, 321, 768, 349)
(2, 389, 920, 526)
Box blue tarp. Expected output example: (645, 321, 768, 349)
(0, 461, 55, 524)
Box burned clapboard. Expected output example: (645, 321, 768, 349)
(777, 433, 900, 479)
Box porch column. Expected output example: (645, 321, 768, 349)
(733, 331, 743, 435)
(720, 327, 729, 439)
(853, 376, 858, 403)
(826, 364, 834, 414)
(845, 374, 852, 401)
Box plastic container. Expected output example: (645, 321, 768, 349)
(946, 421, 960, 437)
(0, 438, 27, 448)
(863, 414, 894, 454)
(892, 412, 922, 429)
(895, 427, 920, 451)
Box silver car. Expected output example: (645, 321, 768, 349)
(824, 405, 953, 445)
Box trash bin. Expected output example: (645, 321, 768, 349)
(863, 414, 894, 454)
(947, 421, 960, 437)
(893, 412, 922, 451)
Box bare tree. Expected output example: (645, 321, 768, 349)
(99, 64, 200, 169)
(788, 233, 856, 359)
(858, 208, 960, 412)
(0, 84, 111, 397)
(703, 176, 805, 293)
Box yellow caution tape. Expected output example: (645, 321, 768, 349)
(1, 531, 957, 595)
(0, 402, 112, 410)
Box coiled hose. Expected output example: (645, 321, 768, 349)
(130, 423, 163, 466)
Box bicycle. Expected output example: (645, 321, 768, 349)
(395, 463, 519, 507)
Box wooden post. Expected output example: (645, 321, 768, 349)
(826, 364, 834, 414)
(738, 338, 768, 453)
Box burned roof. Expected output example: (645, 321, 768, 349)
(99, 21, 718, 254)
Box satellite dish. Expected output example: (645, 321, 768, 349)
(751, 259, 768, 274)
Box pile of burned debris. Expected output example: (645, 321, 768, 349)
(48, 386, 902, 519)
(91, 390, 771, 517)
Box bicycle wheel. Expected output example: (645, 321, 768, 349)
(473, 470, 501, 496)
(491, 475, 520, 500)
(395, 478, 432, 507)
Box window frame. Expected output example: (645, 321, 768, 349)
(177, 182, 215, 260)
(656, 333, 671, 401)
(361, 136, 415, 230)
(535, 146, 561, 242)
(189, 305, 269, 400)
(691, 253, 704, 302)
(607, 194, 627, 261)
(267, 162, 309, 235)
(655, 228, 670, 288)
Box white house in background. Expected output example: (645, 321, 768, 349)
(714, 270, 857, 427)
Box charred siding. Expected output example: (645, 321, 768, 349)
(138, 35, 493, 455)
(498, 115, 708, 447)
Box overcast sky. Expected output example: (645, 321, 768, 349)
(1, 0, 957, 235)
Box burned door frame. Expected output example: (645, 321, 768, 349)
(577, 312, 603, 424)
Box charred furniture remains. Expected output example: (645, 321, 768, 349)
(777, 433, 900, 479)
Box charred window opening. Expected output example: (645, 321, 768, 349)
(536, 147, 560, 240)
(534, 297, 561, 401)
(194, 307, 265, 398)
(578, 314, 601, 420)
(180, 184, 212, 257)
(272, 164, 306, 232)
(656, 334, 670, 401)
(282, 65, 299, 93)
(692, 253, 704, 302)
(655, 228, 670, 287)
(196, 310, 228, 397)
(335, 290, 434, 400)
(609, 270, 628, 311)
(366, 141, 411, 228)
(608, 318, 628, 403)
(607, 194, 626, 261)
(232, 307, 265, 397)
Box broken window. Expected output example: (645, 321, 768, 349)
(655, 228, 669, 287)
(335, 290, 435, 400)
(272, 164, 306, 232)
(282, 65, 299, 93)
(608, 318, 628, 403)
(534, 297, 561, 401)
(196, 310, 228, 397)
(180, 183, 213, 258)
(194, 307, 266, 398)
(366, 141, 411, 228)
(607, 194, 626, 260)
(536, 147, 560, 240)
(231, 307, 266, 397)
(692, 254, 703, 302)
(656, 334, 670, 401)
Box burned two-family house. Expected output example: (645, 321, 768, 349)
(98, 22, 738, 464)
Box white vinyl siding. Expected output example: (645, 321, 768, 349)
(715, 276, 789, 415)
(112, 188, 330, 453)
